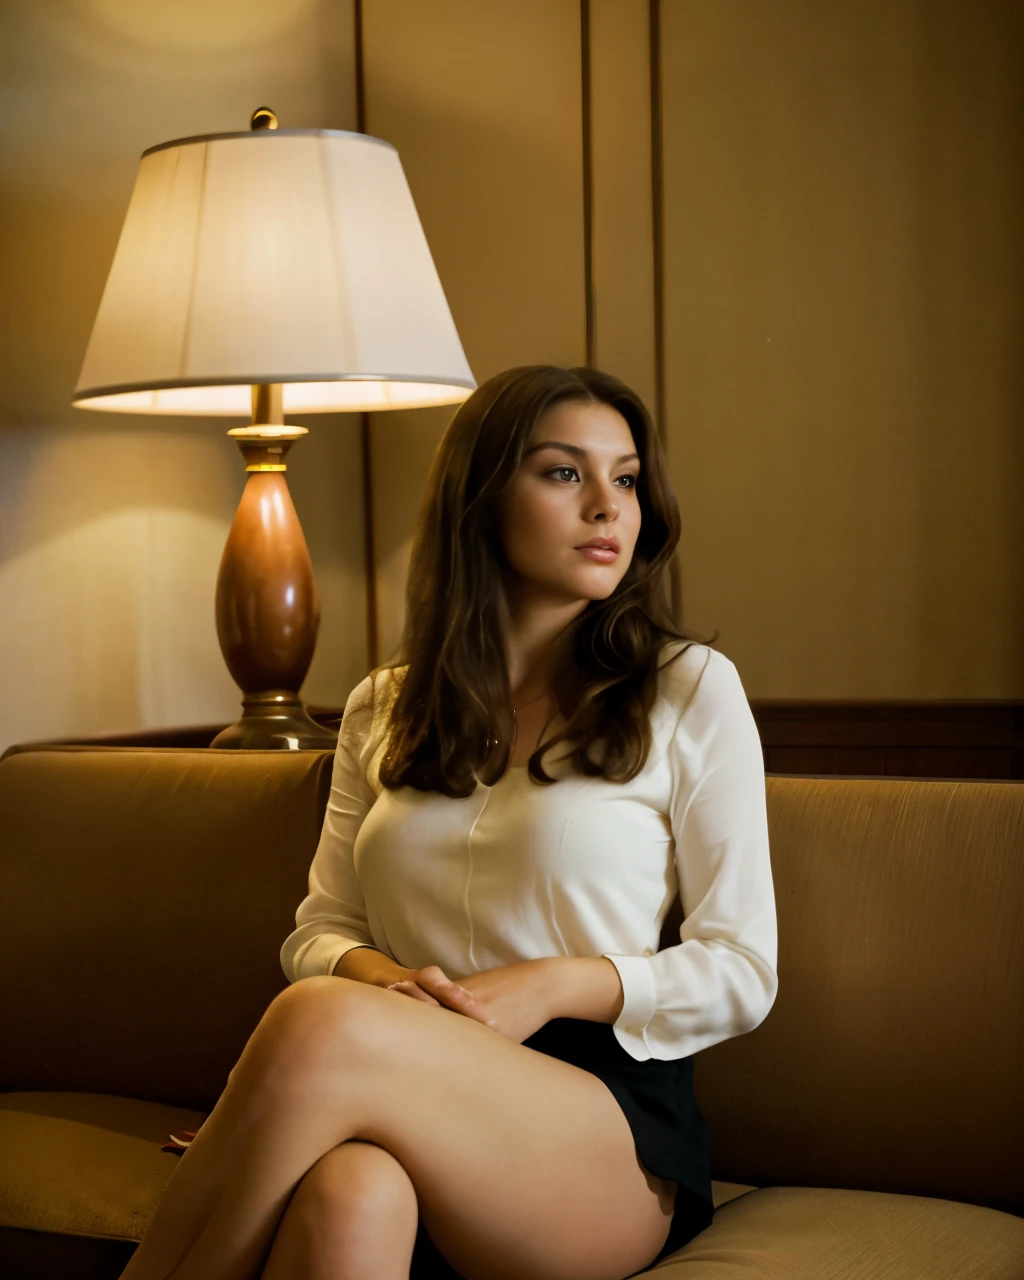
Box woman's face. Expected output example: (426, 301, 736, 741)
(498, 398, 642, 606)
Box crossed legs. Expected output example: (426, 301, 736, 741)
(260, 1139, 421, 1280)
(120, 976, 678, 1280)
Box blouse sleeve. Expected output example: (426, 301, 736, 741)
(602, 648, 779, 1061)
(280, 674, 380, 982)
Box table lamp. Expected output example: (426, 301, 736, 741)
(72, 108, 475, 749)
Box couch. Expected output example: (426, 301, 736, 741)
(0, 741, 1021, 1279)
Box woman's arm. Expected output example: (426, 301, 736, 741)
(601, 650, 779, 1062)
(335, 945, 485, 1025)
(281, 678, 380, 981)
(332, 944, 410, 987)
(543, 956, 626, 1024)
(451, 956, 626, 1042)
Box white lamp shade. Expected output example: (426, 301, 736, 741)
(73, 129, 476, 415)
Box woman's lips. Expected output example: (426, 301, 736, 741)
(576, 546, 618, 563)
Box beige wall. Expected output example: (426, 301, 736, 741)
(2, 1, 1020, 751)
(660, 0, 1023, 696)
(361, 0, 589, 662)
(362, 0, 1022, 697)
(0, 0, 368, 752)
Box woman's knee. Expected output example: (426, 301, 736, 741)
(292, 1139, 419, 1236)
(234, 977, 384, 1094)
(285, 1141, 417, 1259)
(265, 1141, 419, 1278)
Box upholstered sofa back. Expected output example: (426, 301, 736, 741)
(693, 774, 1023, 1217)
(0, 744, 334, 1110)
(1, 746, 1020, 1219)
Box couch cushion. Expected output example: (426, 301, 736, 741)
(0, 745, 334, 1110)
(695, 775, 1024, 1215)
(0, 1092, 205, 1240)
(6, 1095, 1020, 1279)
(644, 1185, 1024, 1278)
(0, 1087, 754, 1238)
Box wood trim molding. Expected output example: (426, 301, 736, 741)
(646, 0, 683, 626)
(648, 0, 665, 446)
(30, 701, 1024, 780)
(750, 699, 1024, 780)
(581, 0, 595, 367)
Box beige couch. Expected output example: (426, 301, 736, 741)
(0, 742, 1021, 1278)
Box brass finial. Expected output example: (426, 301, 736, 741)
(250, 107, 279, 131)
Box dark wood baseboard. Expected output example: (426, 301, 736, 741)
(20, 701, 1024, 781)
(750, 699, 1024, 781)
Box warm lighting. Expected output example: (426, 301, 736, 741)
(73, 128, 475, 414)
(72, 112, 475, 749)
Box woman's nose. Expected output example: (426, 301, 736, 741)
(586, 492, 619, 520)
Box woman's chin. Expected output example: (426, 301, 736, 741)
(564, 570, 624, 602)
(508, 565, 625, 605)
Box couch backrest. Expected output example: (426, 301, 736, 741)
(0, 744, 334, 1111)
(2, 748, 1020, 1213)
(692, 774, 1023, 1216)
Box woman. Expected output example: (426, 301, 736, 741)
(121, 364, 778, 1280)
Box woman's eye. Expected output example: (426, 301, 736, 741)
(545, 467, 638, 487)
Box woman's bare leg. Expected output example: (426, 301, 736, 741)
(122, 975, 677, 1280)
(259, 1141, 419, 1280)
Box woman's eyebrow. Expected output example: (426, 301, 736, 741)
(523, 441, 640, 465)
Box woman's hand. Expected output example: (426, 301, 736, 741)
(451, 960, 559, 1043)
(386, 959, 559, 1044)
(385, 965, 484, 1023)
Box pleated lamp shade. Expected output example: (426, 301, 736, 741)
(73, 128, 476, 414)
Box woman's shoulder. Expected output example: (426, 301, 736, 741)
(337, 664, 407, 753)
(654, 640, 743, 720)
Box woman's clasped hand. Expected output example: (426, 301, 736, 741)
(385, 958, 557, 1044)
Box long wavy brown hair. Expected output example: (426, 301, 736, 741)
(376, 365, 717, 798)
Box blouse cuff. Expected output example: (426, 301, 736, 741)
(602, 953, 658, 1058)
(288, 933, 377, 981)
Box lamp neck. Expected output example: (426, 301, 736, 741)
(252, 382, 284, 425)
(228, 383, 306, 469)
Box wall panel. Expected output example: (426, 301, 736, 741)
(660, 0, 1023, 696)
(8, 0, 1018, 732)
(361, 0, 587, 662)
(588, 0, 658, 416)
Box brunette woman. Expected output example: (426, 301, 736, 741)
(120, 364, 778, 1280)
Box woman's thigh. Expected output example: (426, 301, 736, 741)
(283, 978, 677, 1280)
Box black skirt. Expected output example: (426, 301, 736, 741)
(410, 1016, 715, 1278)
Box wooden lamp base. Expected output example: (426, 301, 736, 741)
(210, 691, 336, 750)
(210, 384, 339, 751)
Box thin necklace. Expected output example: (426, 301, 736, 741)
(485, 691, 553, 760)
(509, 690, 551, 713)
(508, 691, 556, 760)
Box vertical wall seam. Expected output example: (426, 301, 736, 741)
(354, 0, 366, 134)
(581, 0, 595, 368)
(354, 0, 378, 670)
(648, 0, 682, 624)
(648, 0, 665, 444)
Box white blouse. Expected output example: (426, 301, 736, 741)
(280, 642, 778, 1063)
